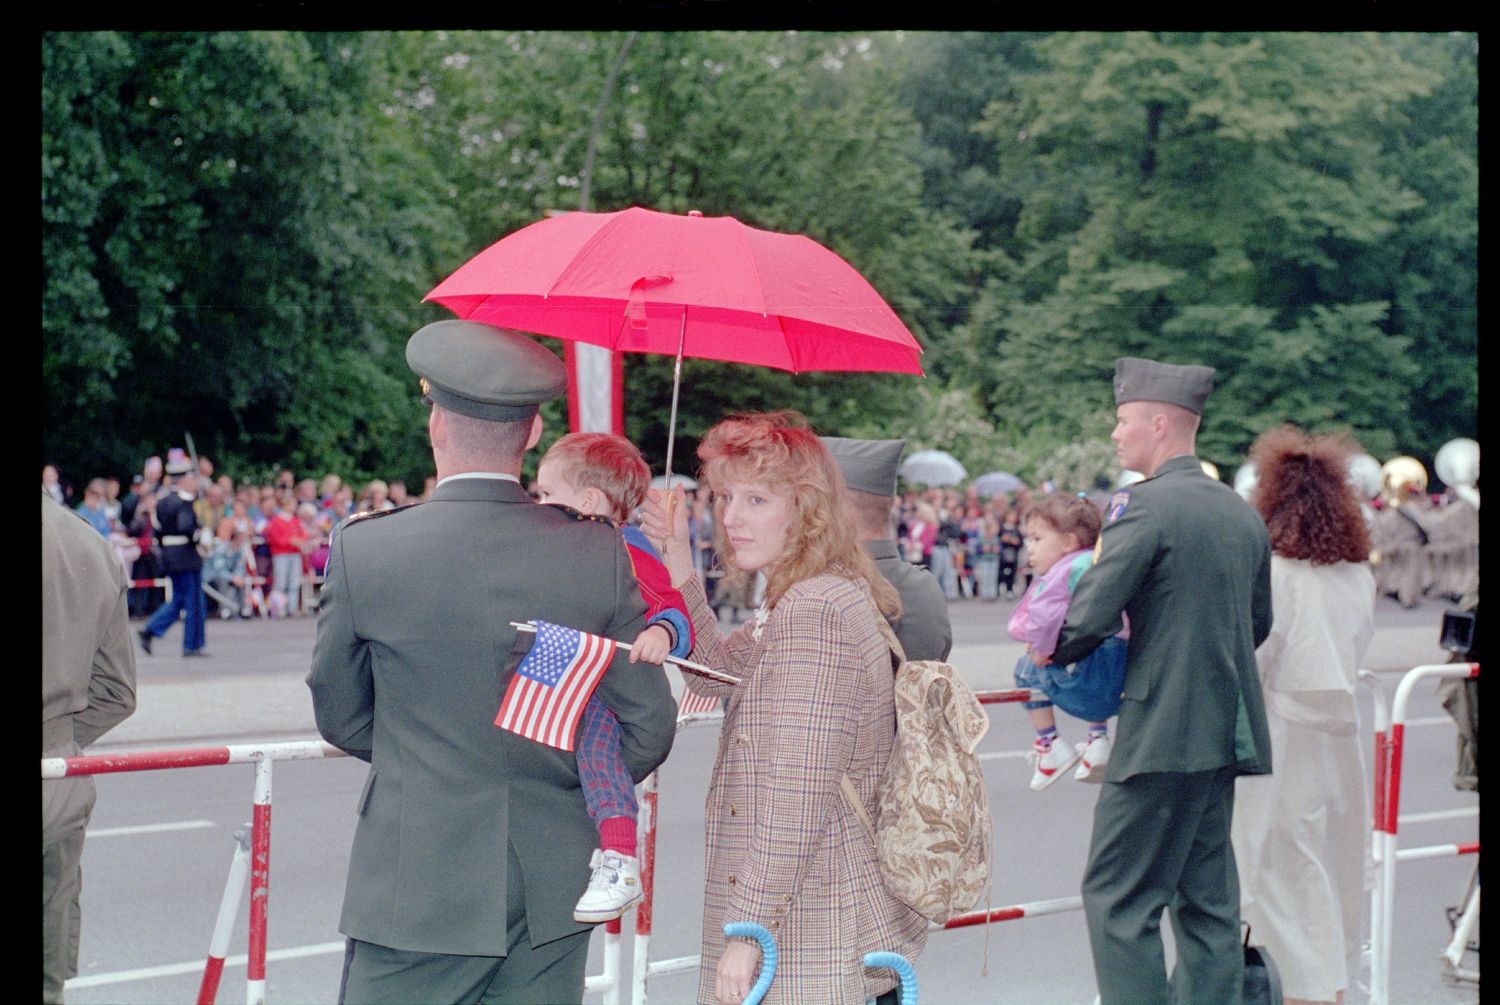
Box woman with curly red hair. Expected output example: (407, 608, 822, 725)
(641, 410, 927, 1005)
(1232, 424, 1375, 1005)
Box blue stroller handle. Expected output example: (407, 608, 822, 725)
(863, 951, 918, 1005)
(723, 921, 778, 1005)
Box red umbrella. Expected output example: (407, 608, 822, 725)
(425, 206, 924, 477)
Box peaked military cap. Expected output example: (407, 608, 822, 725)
(1113, 356, 1216, 416)
(165, 457, 194, 476)
(406, 320, 567, 421)
(820, 436, 906, 496)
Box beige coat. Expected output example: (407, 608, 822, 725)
(681, 573, 927, 1004)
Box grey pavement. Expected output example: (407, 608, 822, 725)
(70, 589, 1477, 1004)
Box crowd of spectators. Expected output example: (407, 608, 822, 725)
(42, 455, 438, 621)
(43, 453, 1476, 621)
(894, 484, 1049, 603)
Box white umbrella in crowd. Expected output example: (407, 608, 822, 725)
(972, 470, 1024, 497)
(899, 449, 967, 487)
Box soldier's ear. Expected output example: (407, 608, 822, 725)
(525, 413, 544, 451)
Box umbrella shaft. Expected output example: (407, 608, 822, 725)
(663, 309, 687, 482)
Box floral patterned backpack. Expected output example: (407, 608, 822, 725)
(842, 610, 993, 925)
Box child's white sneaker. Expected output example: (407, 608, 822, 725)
(573, 849, 643, 923)
(1027, 740, 1081, 791)
(1074, 735, 1111, 782)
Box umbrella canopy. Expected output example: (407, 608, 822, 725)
(972, 470, 1023, 497)
(899, 450, 967, 487)
(426, 206, 924, 376)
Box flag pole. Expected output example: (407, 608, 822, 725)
(509, 621, 738, 685)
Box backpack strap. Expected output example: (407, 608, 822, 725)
(840, 595, 906, 840)
(867, 596, 908, 670)
(840, 774, 877, 841)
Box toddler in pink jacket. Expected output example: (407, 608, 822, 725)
(1008, 493, 1129, 790)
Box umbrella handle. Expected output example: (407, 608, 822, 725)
(863, 951, 918, 1005)
(723, 921, 777, 1005)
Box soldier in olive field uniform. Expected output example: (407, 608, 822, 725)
(821, 436, 953, 662)
(307, 321, 677, 1004)
(1054, 358, 1273, 1005)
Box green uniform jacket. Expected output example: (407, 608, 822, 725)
(307, 477, 677, 956)
(1054, 456, 1273, 781)
(864, 538, 954, 663)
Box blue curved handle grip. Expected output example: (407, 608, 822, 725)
(863, 951, 918, 1005)
(723, 921, 777, 1005)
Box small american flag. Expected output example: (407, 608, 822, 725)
(677, 686, 720, 718)
(496, 621, 618, 751)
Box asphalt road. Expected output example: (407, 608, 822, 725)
(61, 592, 1478, 1004)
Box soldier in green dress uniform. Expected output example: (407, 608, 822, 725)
(1054, 357, 1273, 1005)
(820, 436, 954, 662)
(307, 320, 677, 1004)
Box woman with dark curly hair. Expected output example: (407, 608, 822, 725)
(1231, 424, 1375, 1005)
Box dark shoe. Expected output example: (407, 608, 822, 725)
(137, 629, 153, 655)
(182, 649, 210, 658)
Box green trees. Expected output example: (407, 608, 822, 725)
(43, 32, 459, 483)
(935, 31, 1475, 478)
(43, 31, 1476, 490)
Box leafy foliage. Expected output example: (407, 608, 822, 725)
(43, 31, 1476, 494)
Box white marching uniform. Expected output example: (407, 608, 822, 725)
(1232, 556, 1375, 1003)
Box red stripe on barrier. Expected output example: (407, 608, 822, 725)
(59, 747, 234, 776)
(1457, 841, 1479, 855)
(973, 688, 1038, 705)
(1384, 723, 1405, 835)
(943, 906, 1025, 928)
(248, 801, 271, 982)
(196, 955, 225, 1005)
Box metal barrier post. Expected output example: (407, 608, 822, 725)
(1360, 668, 1391, 1005)
(197, 825, 253, 1005)
(1371, 662, 1480, 1005)
(246, 757, 273, 1005)
(630, 770, 661, 1005)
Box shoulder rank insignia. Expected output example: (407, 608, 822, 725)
(542, 502, 613, 525)
(1105, 490, 1132, 525)
(331, 503, 418, 550)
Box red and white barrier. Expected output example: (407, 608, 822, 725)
(45, 740, 345, 1005)
(45, 661, 1477, 1002)
(1365, 662, 1480, 1005)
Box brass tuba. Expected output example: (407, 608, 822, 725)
(1380, 456, 1428, 506)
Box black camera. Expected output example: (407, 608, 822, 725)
(1439, 609, 1476, 655)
